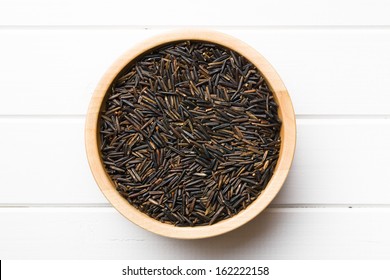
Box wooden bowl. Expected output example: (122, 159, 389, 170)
(85, 30, 296, 239)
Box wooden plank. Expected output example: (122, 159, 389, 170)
(1, 29, 390, 115)
(0, 118, 106, 204)
(0, 0, 389, 26)
(0, 207, 389, 259)
(0, 118, 389, 205)
(273, 118, 390, 204)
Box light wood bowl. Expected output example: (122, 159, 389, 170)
(85, 30, 296, 239)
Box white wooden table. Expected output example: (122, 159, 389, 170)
(1, 0, 390, 259)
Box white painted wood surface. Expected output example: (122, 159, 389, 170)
(1, 208, 390, 259)
(0, 0, 390, 259)
(2, 29, 390, 115)
(1, 118, 390, 205)
(0, 0, 389, 26)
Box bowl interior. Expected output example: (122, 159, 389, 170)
(85, 30, 296, 239)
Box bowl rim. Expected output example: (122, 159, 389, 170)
(85, 29, 296, 239)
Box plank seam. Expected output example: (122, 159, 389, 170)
(0, 114, 389, 119)
(1, 204, 390, 208)
(1, 25, 390, 30)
